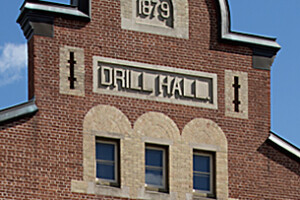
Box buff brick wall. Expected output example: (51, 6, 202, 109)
(0, 0, 299, 199)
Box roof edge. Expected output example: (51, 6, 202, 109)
(17, 0, 90, 22)
(0, 98, 38, 124)
(21, 2, 88, 18)
(268, 132, 300, 159)
(17, 0, 90, 40)
(218, 0, 281, 52)
(17, 0, 280, 52)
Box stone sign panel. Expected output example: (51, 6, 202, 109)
(136, 0, 174, 28)
(121, 0, 189, 38)
(93, 57, 218, 109)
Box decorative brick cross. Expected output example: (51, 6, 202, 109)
(232, 76, 241, 112)
(68, 52, 77, 89)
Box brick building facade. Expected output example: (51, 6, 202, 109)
(0, 0, 299, 199)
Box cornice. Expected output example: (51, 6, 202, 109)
(17, 0, 90, 40)
(0, 98, 38, 124)
(269, 132, 300, 160)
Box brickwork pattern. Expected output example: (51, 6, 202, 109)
(0, 0, 299, 199)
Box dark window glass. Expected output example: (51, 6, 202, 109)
(96, 162, 115, 180)
(96, 142, 115, 161)
(146, 149, 163, 167)
(193, 173, 210, 191)
(193, 155, 210, 173)
(96, 140, 118, 184)
(145, 146, 167, 190)
(193, 154, 212, 193)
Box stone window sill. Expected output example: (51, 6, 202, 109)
(71, 180, 130, 198)
(192, 190, 216, 200)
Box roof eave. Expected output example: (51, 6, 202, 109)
(268, 132, 300, 159)
(0, 98, 38, 124)
(218, 0, 281, 52)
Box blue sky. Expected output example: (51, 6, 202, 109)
(0, 0, 299, 147)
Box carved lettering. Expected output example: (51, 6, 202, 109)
(137, 0, 174, 28)
(195, 80, 210, 100)
(172, 77, 183, 96)
(96, 61, 216, 109)
(183, 78, 195, 98)
(159, 75, 172, 95)
(142, 72, 154, 92)
(100, 66, 113, 86)
(130, 71, 142, 90)
(114, 68, 126, 89)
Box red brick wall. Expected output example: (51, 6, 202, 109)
(0, 0, 299, 199)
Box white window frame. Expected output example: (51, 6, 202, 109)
(145, 144, 168, 192)
(95, 138, 120, 187)
(193, 151, 214, 196)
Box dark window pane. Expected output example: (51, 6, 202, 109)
(96, 143, 115, 161)
(193, 173, 210, 191)
(193, 155, 210, 173)
(145, 168, 163, 186)
(146, 149, 163, 167)
(96, 163, 115, 180)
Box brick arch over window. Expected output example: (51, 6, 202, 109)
(83, 104, 131, 135)
(73, 107, 228, 199)
(82, 105, 131, 182)
(74, 107, 183, 199)
(132, 112, 181, 199)
(182, 118, 228, 199)
(134, 112, 180, 141)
